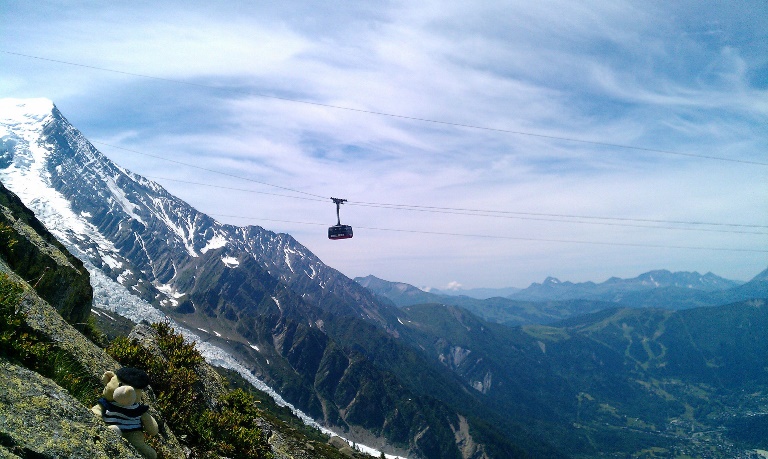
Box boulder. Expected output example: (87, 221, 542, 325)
(0, 358, 143, 459)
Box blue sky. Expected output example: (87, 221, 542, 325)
(2, 0, 766, 288)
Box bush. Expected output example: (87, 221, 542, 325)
(0, 272, 100, 405)
(107, 322, 272, 459)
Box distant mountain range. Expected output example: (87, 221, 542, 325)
(428, 285, 521, 299)
(3, 98, 767, 458)
(356, 269, 765, 326)
(370, 270, 742, 301)
(510, 269, 743, 301)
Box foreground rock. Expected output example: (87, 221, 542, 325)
(0, 359, 143, 459)
(0, 260, 186, 459)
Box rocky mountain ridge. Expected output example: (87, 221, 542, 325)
(512, 269, 743, 301)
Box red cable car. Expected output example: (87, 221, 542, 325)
(328, 197, 353, 240)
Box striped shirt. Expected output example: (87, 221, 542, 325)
(97, 397, 149, 432)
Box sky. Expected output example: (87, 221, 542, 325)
(1, 0, 767, 289)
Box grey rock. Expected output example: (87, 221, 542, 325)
(0, 358, 143, 459)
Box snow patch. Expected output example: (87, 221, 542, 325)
(104, 173, 144, 224)
(201, 234, 228, 254)
(102, 254, 123, 270)
(283, 245, 301, 273)
(221, 255, 239, 268)
(116, 270, 131, 285)
(156, 283, 185, 307)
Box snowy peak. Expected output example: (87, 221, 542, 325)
(0, 98, 54, 126)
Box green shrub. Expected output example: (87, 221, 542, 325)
(0, 272, 100, 405)
(107, 322, 272, 459)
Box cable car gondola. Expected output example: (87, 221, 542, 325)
(328, 197, 353, 240)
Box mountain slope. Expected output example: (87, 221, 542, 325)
(0, 98, 525, 458)
(397, 299, 768, 457)
(358, 270, 765, 326)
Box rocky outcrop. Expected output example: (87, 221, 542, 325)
(0, 181, 92, 325)
(4, 262, 114, 374)
(0, 358, 143, 459)
(0, 260, 186, 459)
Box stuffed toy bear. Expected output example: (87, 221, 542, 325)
(91, 367, 159, 459)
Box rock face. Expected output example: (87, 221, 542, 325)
(0, 180, 92, 325)
(0, 359, 143, 459)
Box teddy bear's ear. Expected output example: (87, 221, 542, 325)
(101, 371, 116, 385)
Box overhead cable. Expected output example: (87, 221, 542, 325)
(93, 141, 766, 231)
(208, 214, 768, 253)
(150, 176, 767, 235)
(94, 141, 327, 200)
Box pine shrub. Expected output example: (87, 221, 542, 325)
(107, 322, 272, 459)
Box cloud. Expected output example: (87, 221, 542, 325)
(2, 0, 766, 287)
(444, 281, 463, 291)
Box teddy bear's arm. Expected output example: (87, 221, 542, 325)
(91, 402, 104, 417)
(101, 371, 116, 385)
(141, 412, 159, 436)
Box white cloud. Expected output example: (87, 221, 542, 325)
(2, 0, 766, 287)
(444, 281, 463, 291)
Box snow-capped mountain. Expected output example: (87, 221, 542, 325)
(0, 98, 479, 459)
(0, 98, 387, 325)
